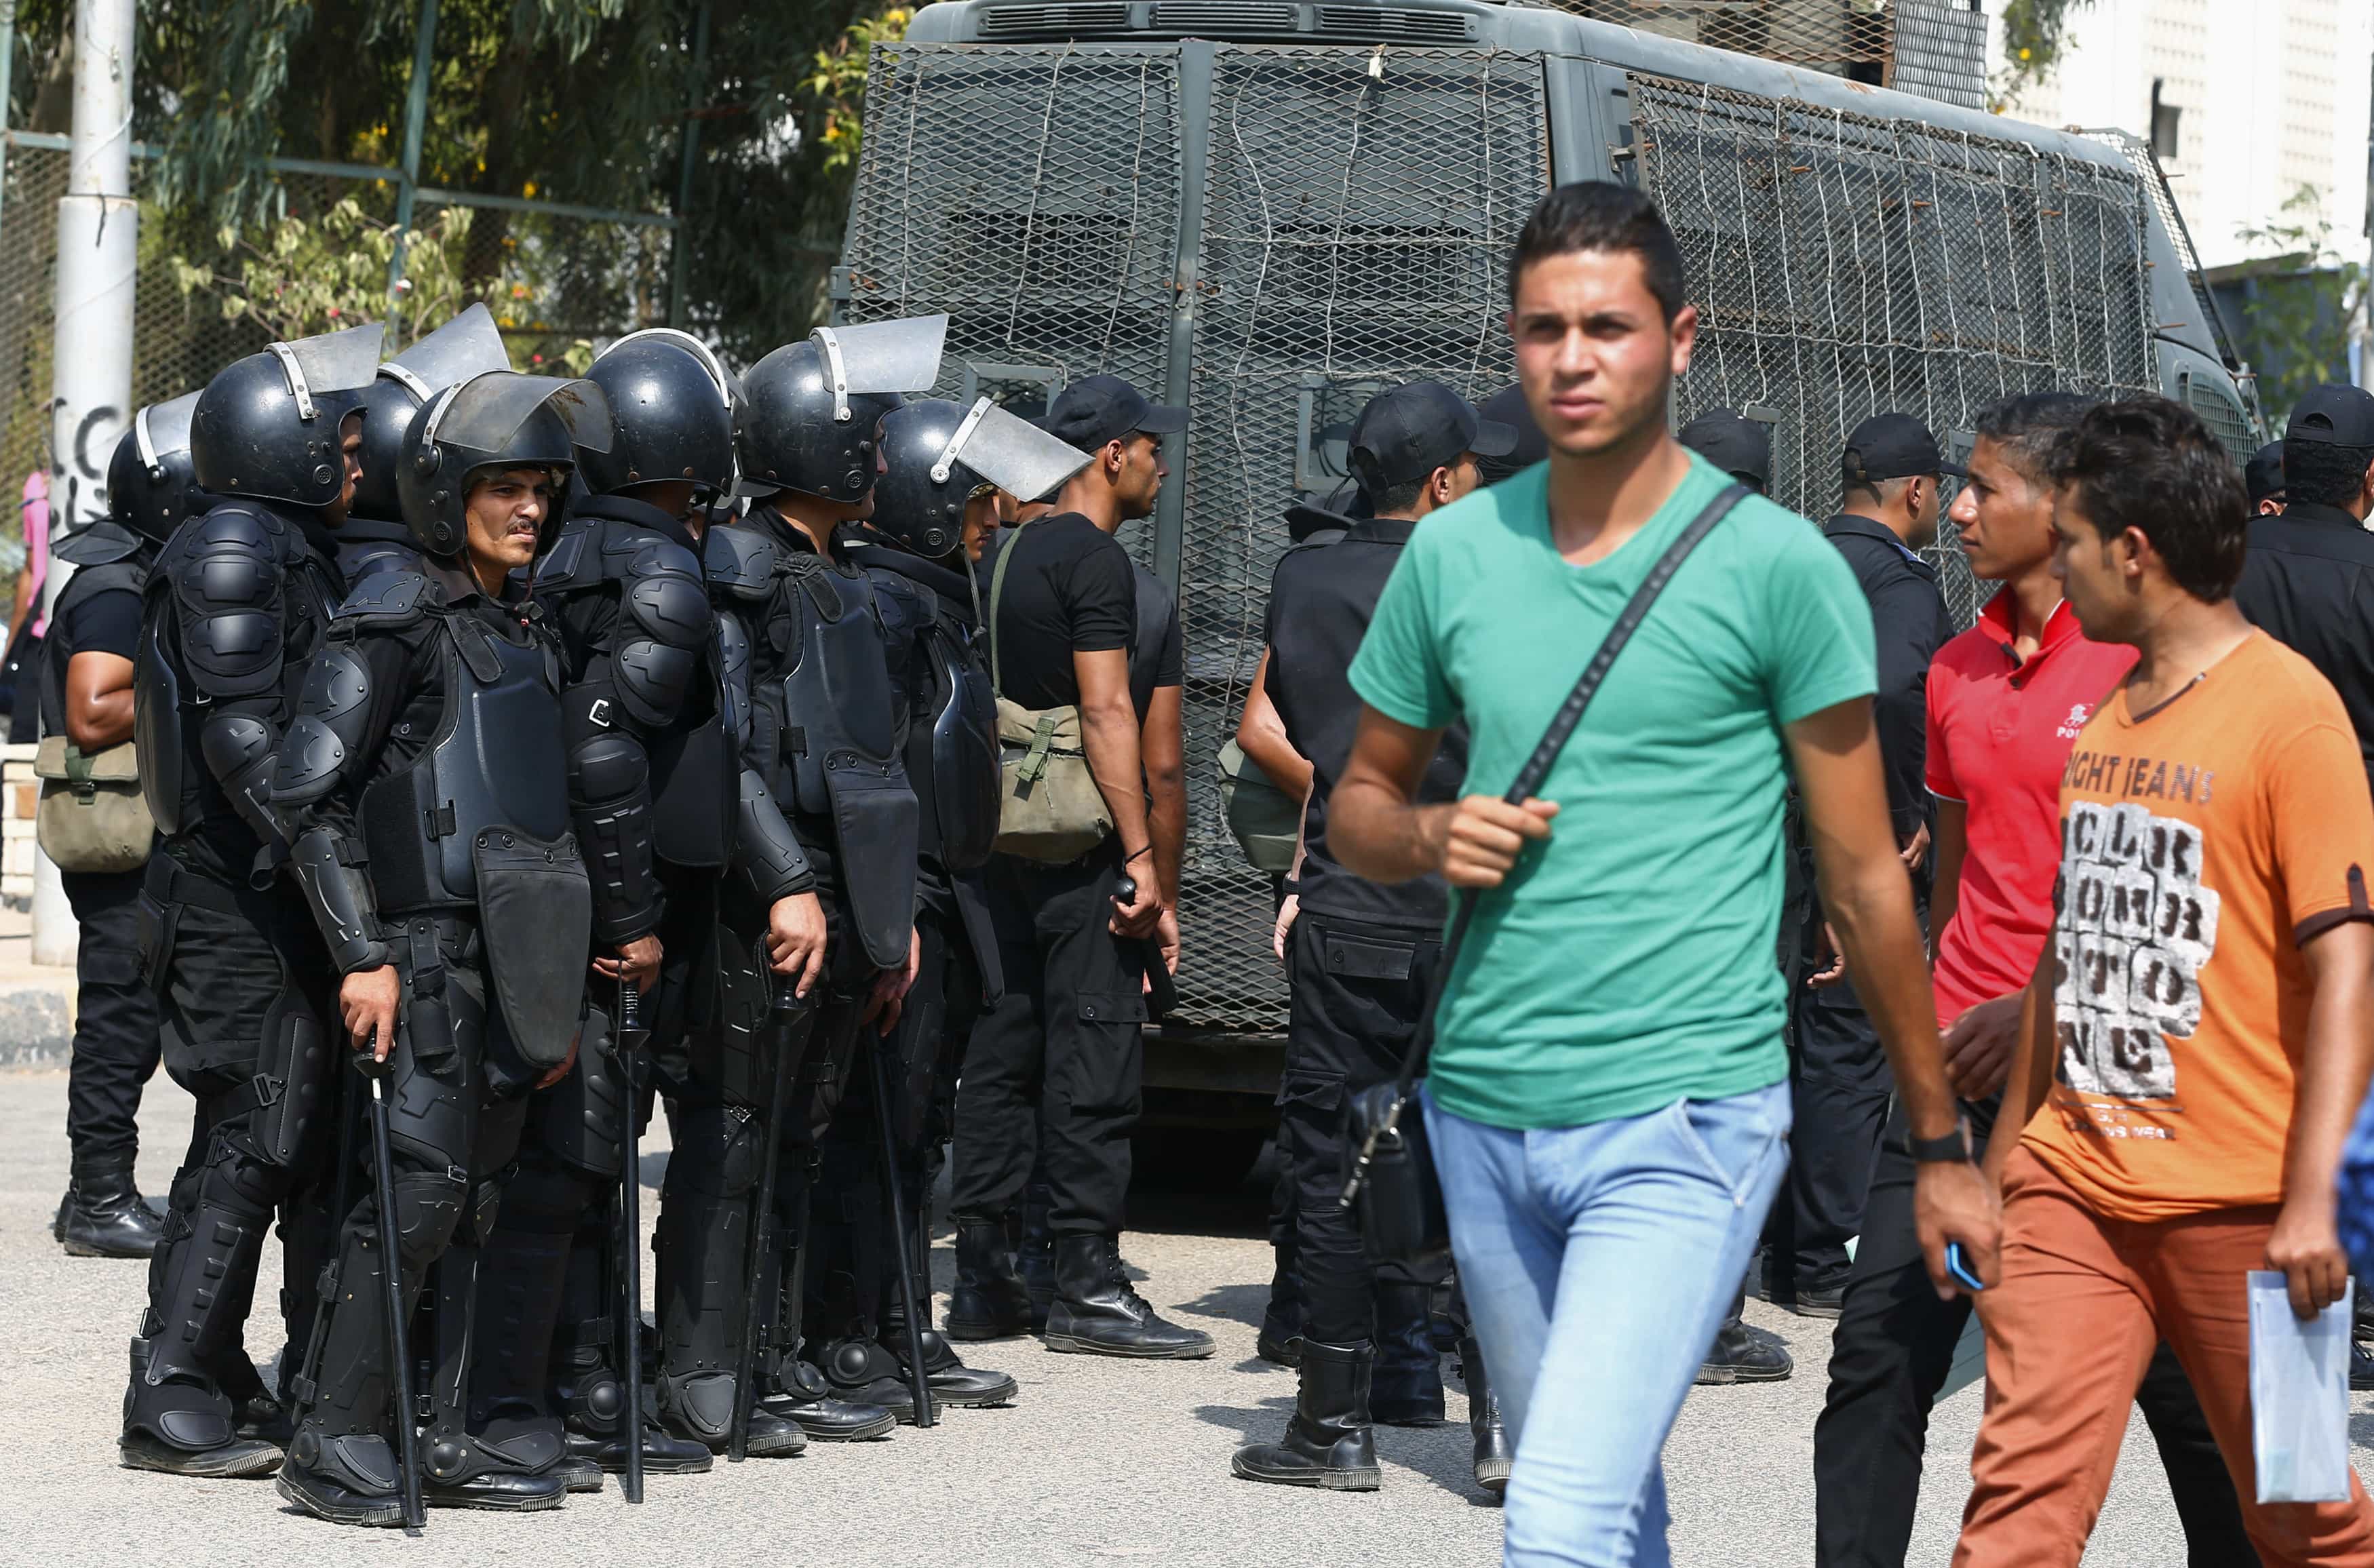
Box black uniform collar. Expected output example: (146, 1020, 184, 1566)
(1345, 514, 1420, 546)
(844, 532, 975, 604)
(574, 490, 701, 554)
(2276, 501, 2371, 532)
(754, 503, 847, 566)
(337, 513, 416, 548)
(1823, 513, 1934, 572)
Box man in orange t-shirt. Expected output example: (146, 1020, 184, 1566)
(1956, 398, 2374, 1565)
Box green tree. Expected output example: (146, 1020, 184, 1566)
(1991, 0, 2095, 111)
(2230, 185, 2369, 427)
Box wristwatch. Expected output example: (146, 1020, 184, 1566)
(1910, 1122, 1972, 1164)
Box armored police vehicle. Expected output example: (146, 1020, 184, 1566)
(829, 0, 2259, 1176)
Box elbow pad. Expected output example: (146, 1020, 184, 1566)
(568, 727, 661, 942)
(735, 767, 814, 903)
(199, 709, 290, 860)
(288, 825, 389, 974)
(273, 644, 374, 805)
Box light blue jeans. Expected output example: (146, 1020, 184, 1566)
(1425, 1080, 1792, 1568)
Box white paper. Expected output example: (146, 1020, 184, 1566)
(2248, 1270, 2354, 1504)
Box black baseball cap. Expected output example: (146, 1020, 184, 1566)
(1677, 407, 1773, 494)
(2284, 383, 2374, 446)
(1475, 383, 1546, 484)
(1041, 373, 1188, 451)
(1348, 381, 1518, 494)
(1842, 412, 1963, 485)
(2244, 440, 2286, 507)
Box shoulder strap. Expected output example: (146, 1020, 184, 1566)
(1395, 480, 1747, 1094)
(986, 517, 1035, 700)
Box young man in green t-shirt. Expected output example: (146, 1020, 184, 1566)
(1331, 180, 1999, 1565)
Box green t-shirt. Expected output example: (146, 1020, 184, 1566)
(1348, 451, 1877, 1131)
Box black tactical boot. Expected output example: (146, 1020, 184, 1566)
(1043, 1234, 1215, 1359)
(1019, 1183, 1055, 1332)
(762, 1353, 899, 1440)
(277, 1228, 410, 1525)
(277, 1428, 406, 1527)
(880, 1299, 1019, 1408)
(1460, 1337, 1513, 1497)
(1696, 1282, 1792, 1385)
(1371, 1282, 1445, 1426)
(556, 1337, 717, 1472)
(419, 1247, 566, 1512)
(946, 1218, 1034, 1341)
(1231, 1340, 1382, 1491)
(60, 1155, 168, 1258)
(812, 1333, 920, 1421)
(119, 1183, 283, 1478)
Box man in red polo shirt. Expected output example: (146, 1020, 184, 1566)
(1811, 393, 2249, 1567)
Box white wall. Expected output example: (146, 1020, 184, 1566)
(1987, 0, 2371, 272)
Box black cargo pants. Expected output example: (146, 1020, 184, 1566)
(1278, 911, 1442, 1346)
(62, 866, 162, 1166)
(950, 841, 1145, 1238)
(1812, 1099, 2255, 1567)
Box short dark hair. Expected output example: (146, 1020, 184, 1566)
(1369, 475, 1428, 516)
(1974, 391, 2093, 486)
(1506, 182, 1688, 323)
(1841, 473, 1913, 508)
(2282, 439, 2374, 509)
(2044, 396, 2247, 602)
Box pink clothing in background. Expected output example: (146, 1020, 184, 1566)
(21, 470, 45, 635)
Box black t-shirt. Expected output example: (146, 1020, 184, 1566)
(1265, 517, 1467, 927)
(1128, 563, 1184, 722)
(984, 513, 1136, 710)
(62, 586, 141, 661)
(2234, 501, 2374, 797)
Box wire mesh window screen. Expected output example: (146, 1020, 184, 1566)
(840, 41, 1186, 548)
(1563, 0, 1892, 68)
(1630, 75, 2159, 631)
(2181, 372, 2255, 467)
(1183, 45, 1545, 1028)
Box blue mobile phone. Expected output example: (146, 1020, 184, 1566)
(1945, 1240, 1986, 1293)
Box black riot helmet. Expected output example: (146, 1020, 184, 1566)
(352, 304, 511, 521)
(582, 328, 737, 499)
(105, 391, 204, 545)
(190, 321, 385, 510)
(733, 314, 948, 504)
(397, 370, 612, 560)
(876, 397, 1091, 560)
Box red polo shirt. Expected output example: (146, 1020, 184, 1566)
(1926, 594, 2137, 1030)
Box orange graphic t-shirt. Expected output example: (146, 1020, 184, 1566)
(2023, 631, 2374, 1221)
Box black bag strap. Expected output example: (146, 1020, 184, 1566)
(1390, 481, 1747, 1099)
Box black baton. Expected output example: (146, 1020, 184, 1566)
(358, 1055, 425, 1534)
(616, 980, 647, 1504)
(730, 975, 803, 1461)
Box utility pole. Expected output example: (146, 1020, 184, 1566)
(34, 0, 137, 966)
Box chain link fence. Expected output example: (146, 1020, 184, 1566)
(843, 40, 1541, 1032)
(1631, 74, 2161, 629)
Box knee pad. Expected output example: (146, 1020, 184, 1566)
(227, 989, 334, 1171)
(663, 1105, 762, 1200)
(391, 1170, 469, 1273)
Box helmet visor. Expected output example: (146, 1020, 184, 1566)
(267, 321, 387, 418)
(381, 303, 510, 401)
(810, 314, 948, 400)
(425, 372, 614, 466)
(946, 399, 1089, 505)
(136, 390, 202, 470)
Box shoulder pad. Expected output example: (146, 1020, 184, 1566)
(332, 570, 433, 628)
(622, 561, 713, 652)
(272, 644, 374, 804)
(60, 560, 147, 613)
(170, 507, 289, 698)
(867, 566, 937, 638)
(54, 520, 143, 567)
(533, 518, 596, 591)
(702, 524, 777, 604)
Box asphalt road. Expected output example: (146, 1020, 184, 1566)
(7, 1065, 2367, 1567)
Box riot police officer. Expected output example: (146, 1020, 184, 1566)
(715, 316, 941, 1421)
(45, 395, 201, 1259)
(494, 328, 859, 1468)
(823, 395, 1085, 1410)
(120, 323, 382, 1479)
(271, 370, 603, 1525)
(339, 305, 511, 588)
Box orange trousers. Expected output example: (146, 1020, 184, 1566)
(1955, 1146, 2374, 1567)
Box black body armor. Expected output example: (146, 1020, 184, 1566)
(753, 531, 917, 969)
(136, 500, 343, 849)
